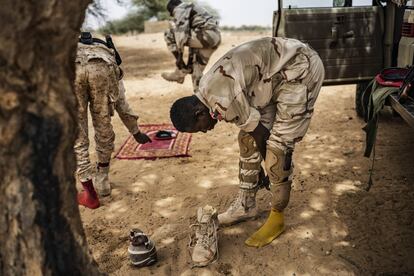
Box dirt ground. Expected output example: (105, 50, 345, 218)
(80, 31, 414, 275)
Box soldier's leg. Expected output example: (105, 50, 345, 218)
(73, 68, 92, 182)
(164, 27, 179, 55)
(74, 65, 100, 209)
(188, 29, 221, 91)
(246, 54, 324, 248)
(190, 47, 216, 91)
(218, 130, 262, 226)
(88, 62, 118, 196)
(218, 104, 276, 226)
(162, 27, 187, 83)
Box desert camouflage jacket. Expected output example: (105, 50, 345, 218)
(195, 37, 314, 132)
(172, 2, 219, 50)
(76, 42, 117, 66)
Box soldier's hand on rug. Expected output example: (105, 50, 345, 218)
(133, 132, 152, 144)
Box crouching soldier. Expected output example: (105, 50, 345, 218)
(162, 0, 221, 91)
(170, 37, 324, 255)
(75, 32, 151, 209)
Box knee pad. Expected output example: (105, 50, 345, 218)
(238, 130, 258, 158)
(265, 147, 293, 211)
(270, 181, 292, 211)
(265, 147, 292, 184)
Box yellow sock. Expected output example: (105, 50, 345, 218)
(245, 209, 284, 248)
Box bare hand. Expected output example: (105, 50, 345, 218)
(133, 132, 152, 144)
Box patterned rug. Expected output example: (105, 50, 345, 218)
(115, 124, 192, 160)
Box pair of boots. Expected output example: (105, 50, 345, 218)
(190, 189, 285, 267)
(77, 164, 111, 209)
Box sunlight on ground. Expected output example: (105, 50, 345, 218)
(221, 226, 245, 235)
(334, 180, 361, 195)
(300, 210, 316, 219)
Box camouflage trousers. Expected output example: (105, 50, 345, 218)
(74, 61, 119, 182)
(238, 52, 324, 210)
(164, 28, 221, 90)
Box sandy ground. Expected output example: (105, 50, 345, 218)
(80, 31, 414, 275)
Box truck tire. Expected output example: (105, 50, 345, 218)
(355, 81, 371, 119)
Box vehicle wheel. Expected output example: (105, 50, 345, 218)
(355, 80, 371, 119)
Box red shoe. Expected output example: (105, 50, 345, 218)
(78, 179, 100, 209)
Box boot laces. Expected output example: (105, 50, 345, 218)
(188, 215, 219, 265)
(229, 190, 255, 212)
(228, 191, 244, 212)
(190, 215, 217, 248)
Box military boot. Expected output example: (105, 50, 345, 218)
(189, 205, 219, 267)
(95, 164, 111, 196)
(218, 189, 259, 226)
(161, 68, 186, 84)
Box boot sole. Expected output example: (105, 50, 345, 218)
(191, 252, 217, 268)
(78, 202, 100, 209)
(161, 74, 185, 84)
(162, 78, 184, 84)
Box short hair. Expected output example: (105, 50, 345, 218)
(170, 95, 199, 132)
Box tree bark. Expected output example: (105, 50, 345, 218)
(0, 1, 102, 275)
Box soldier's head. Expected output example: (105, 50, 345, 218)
(167, 0, 182, 16)
(170, 95, 217, 133)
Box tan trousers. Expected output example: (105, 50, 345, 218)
(74, 61, 119, 181)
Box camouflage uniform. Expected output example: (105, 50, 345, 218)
(164, 1, 221, 89)
(74, 43, 139, 182)
(195, 38, 324, 220)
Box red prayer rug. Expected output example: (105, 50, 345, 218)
(115, 124, 192, 160)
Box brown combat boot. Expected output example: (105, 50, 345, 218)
(218, 189, 259, 226)
(189, 205, 219, 267)
(161, 68, 186, 84)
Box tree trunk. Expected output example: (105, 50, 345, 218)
(0, 1, 102, 275)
